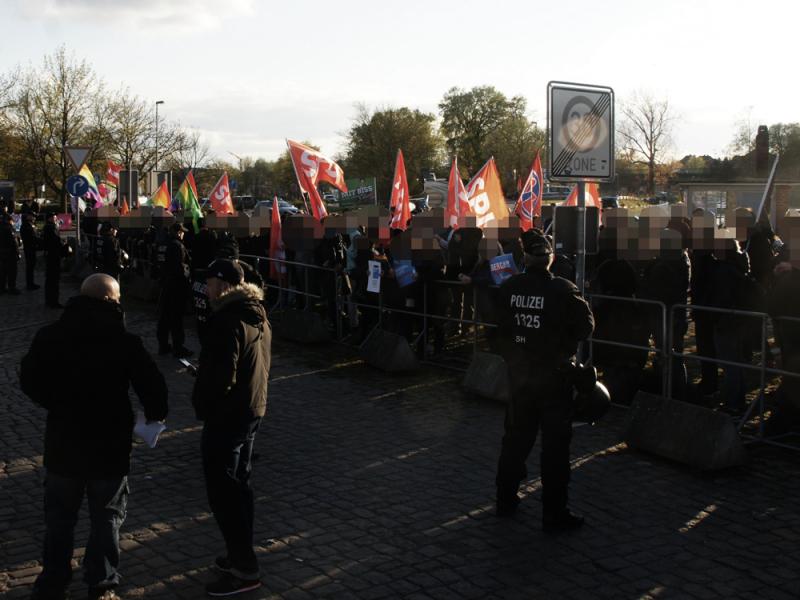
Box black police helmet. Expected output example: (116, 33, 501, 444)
(572, 381, 611, 425)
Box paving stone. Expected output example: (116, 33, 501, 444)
(1, 272, 800, 598)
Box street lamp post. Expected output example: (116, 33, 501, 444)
(154, 100, 165, 172)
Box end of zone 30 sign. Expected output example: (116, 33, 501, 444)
(548, 82, 614, 182)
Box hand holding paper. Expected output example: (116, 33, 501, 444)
(134, 411, 166, 448)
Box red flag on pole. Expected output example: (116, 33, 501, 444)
(445, 157, 469, 229)
(209, 172, 236, 215)
(514, 152, 544, 232)
(286, 139, 347, 221)
(106, 160, 123, 187)
(465, 157, 509, 228)
(389, 150, 411, 231)
(270, 195, 287, 281)
(564, 182, 602, 225)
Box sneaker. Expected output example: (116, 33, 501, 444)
(173, 347, 194, 359)
(157, 344, 173, 355)
(27, 284, 41, 290)
(214, 556, 234, 574)
(542, 510, 585, 533)
(205, 573, 261, 596)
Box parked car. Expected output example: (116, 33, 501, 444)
(252, 199, 300, 217)
(601, 196, 620, 209)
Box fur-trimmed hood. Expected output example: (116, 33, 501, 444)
(210, 282, 265, 312)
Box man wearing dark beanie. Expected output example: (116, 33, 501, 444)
(191, 259, 271, 596)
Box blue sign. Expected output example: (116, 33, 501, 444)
(66, 175, 89, 198)
(230, 179, 238, 190)
(393, 259, 417, 288)
(489, 253, 518, 285)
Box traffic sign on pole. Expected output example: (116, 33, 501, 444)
(548, 82, 614, 182)
(66, 175, 89, 198)
(64, 146, 92, 172)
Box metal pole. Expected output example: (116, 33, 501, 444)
(758, 315, 768, 438)
(155, 101, 164, 172)
(576, 181, 587, 295)
(576, 181, 587, 361)
(74, 195, 81, 265)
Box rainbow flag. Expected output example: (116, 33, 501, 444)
(151, 180, 171, 209)
(174, 170, 203, 232)
(79, 164, 103, 208)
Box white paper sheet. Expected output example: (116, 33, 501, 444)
(133, 411, 166, 448)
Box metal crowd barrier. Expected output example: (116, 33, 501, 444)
(86, 242, 800, 450)
(668, 303, 800, 448)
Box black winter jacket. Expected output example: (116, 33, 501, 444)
(20, 296, 168, 478)
(192, 282, 271, 422)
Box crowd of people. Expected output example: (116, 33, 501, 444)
(5, 198, 800, 598)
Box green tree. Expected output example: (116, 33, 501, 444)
(438, 85, 529, 174)
(7, 46, 108, 210)
(344, 105, 443, 202)
(485, 113, 545, 193)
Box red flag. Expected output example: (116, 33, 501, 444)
(286, 139, 347, 221)
(209, 172, 236, 215)
(269, 195, 287, 281)
(106, 160, 123, 187)
(564, 182, 602, 225)
(445, 157, 469, 229)
(389, 150, 411, 230)
(514, 152, 544, 232)
(465, 157, 509, 228)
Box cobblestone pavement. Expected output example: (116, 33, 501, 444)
(2, 270, 800, 600)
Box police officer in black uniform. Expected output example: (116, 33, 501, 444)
(494, 229, 594, 531)
(20, 213, 41, 290)
(95, 222, 124, 280)
(0, 213, 21, 295)
(43, 212, 68, 308)
(157, 222, 193, 357)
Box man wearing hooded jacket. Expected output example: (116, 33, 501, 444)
(192, 259, 271, 597)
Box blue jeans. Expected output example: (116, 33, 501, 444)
(201, 416, 261, 577)
(33, 472, 128, 596)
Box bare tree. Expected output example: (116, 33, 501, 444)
(168, 127, 211, 170)
(618, 91, 676, 195)
(8, 46, 107, 209)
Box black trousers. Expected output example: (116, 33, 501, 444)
(0, 257, 18, 291)
(201, 416, 261, 576)
(24, 250, 37, 287)
(156, 285, 187, 349)
(496, 374, 573, 517)
(45, 256, 61, 305)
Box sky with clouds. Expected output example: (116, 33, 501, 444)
(1, 0, 797, 165)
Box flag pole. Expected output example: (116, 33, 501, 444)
(285, 139, 311, 216)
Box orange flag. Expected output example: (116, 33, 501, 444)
(465, 157, 509, 228)
(269, 196, 286, 281)
(209, 172, 236, 215)
(151, 180, 171, 209)
(119, 198, 130, 215)
(389, 150, 411, 231)
(286, 139, 347, 221)
(445, 157, 469, 229)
